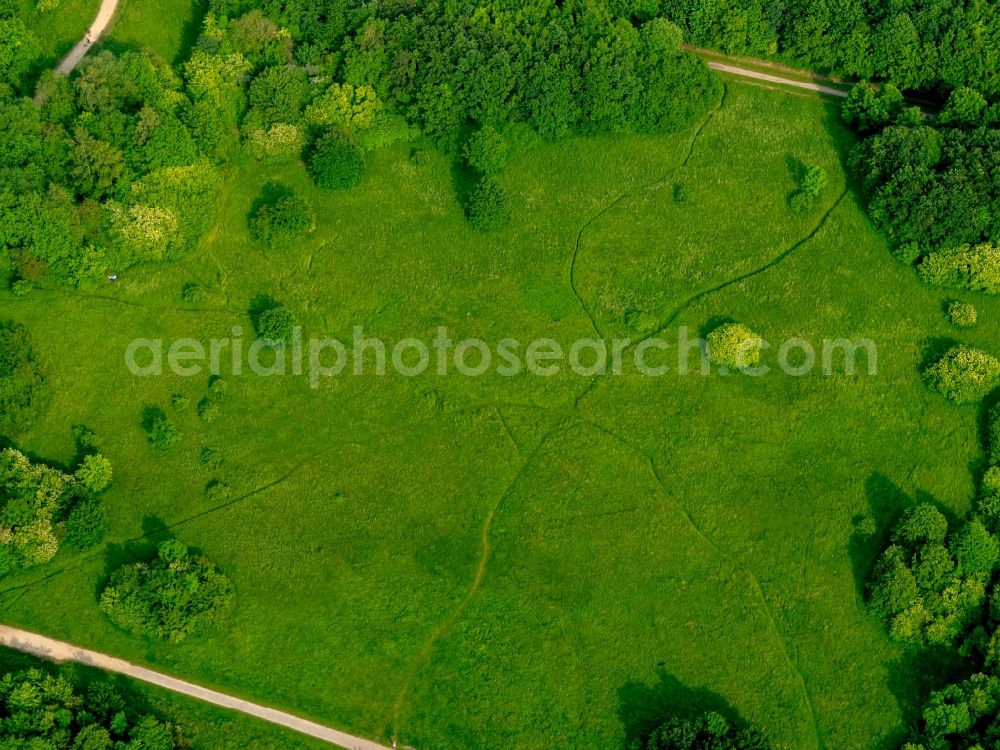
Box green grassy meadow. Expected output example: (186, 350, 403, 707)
(19, 0, 98, 66)
(2, 79, 995, 749)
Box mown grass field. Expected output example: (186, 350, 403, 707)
(2, 78, 996, 749)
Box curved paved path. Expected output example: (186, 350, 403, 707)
(0, 625, 393, 750)
(55, 0, 120, 75)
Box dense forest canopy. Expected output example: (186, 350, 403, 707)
(659, 0, 1000, 98)
(0, 0, 723, 284)
(0, 667, 187, 748)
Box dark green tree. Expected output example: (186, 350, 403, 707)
(466, 177, 512, 232)
(307, 131, 364, 190)
(100, 539, 236, 642)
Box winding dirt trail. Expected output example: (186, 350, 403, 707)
(705, 61, 849, 98)
(55, 0, 120, 75)
(0, 625, 393, 750)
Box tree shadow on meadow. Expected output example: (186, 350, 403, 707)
(247, 181, 294, 220)
(848, 473, 911, 601)
(917, 336, 960, 373)
(172, 0, 210, 67)
(697, 315, 735, 339)
(617, 669, 747, 749)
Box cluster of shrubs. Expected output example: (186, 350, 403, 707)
(869, 504, 994, 645)
(147, 377, 231, 451)
(0, 47, 224, 287)
(100, 539, 235, 643)
(198, 376, 227, 424)
(918, 243, 1000, 295)
(0, 446, 111, 577)
(462, 126, 513, 232)
(172, 2, 722, 235)
(866, 372, 1000, 747)
(248, 187, 315, 248)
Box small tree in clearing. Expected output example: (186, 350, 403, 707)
(948, 301, 977, 328)
(256, 303, 296, 343)
(707, 323, 763, 370)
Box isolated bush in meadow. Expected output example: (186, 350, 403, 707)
(789, 165, 827, 214)
(255, 303, 297, 343)
(181, 282, 205, 303)
(800, 165, 828, 198)
(248, 191, 315, 248)
(948, 301, 978, 328)
(923, 346, 1000, 404)
(197, 397, 220, 424)
(466, 177, 512, 231)
(789, 191, 814, 214)
(200, 446, 223, 470)
(205, 480, 230, 503)
(144, 409, 181, 449)
(208, 376, 227, 399)
(707, 323, 763, 370)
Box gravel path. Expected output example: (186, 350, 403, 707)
(706, 61, 849, 98)
(0, 625, 394, 750)
(55, 0, 120, 74)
